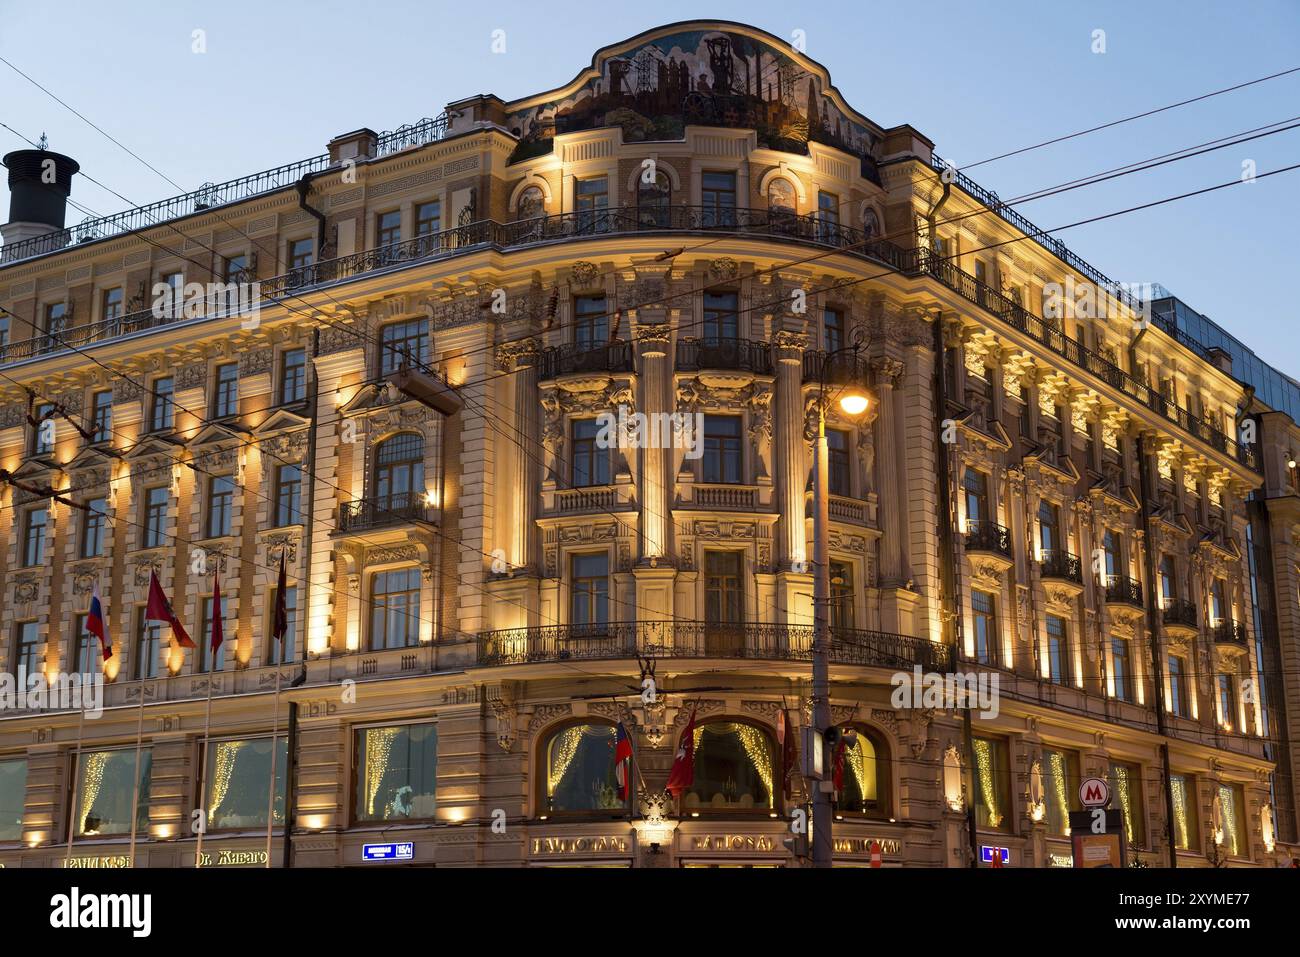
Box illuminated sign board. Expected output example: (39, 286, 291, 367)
(362, 842, 414, 862)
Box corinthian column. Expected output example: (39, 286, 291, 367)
(638, 324, 672, 561)
(873, 355, 907, 585)
(508, 340, 540, 572)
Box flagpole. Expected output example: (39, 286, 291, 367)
(194, 653, 215, 869)
(263, 663, 282, 867)
(62, 693, 87, 867)
(127, 660, 146, 867)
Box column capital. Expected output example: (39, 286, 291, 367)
(772, 330, 809, 361)
(495, 337, 541, 372)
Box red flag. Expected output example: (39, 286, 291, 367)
(146, 571, 194, 648)
(271, 553, 288, 646)
(612, 722, 634, 800)
(210, 574, 224, 657)
(833, 736, 847, 792)
(778, 709, 799, 800)
(665, 707, 697, 798)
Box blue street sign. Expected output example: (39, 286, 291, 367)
(980, 845, 1010, 865)
(362, 842, 414, 862)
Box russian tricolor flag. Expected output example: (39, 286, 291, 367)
(87, 581, 112, 661)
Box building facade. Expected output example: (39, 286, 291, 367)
(0, 20, 1296, 868)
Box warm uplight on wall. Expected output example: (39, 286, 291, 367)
(424, 488, 440, 508)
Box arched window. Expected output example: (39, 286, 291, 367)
(681, 720, 776, 812)
(517, 185, 545, 221)
(637, 171, 671, 227)
(862, 207, 881, 240)
(835, 726, 890, 818)
(374, 432, 424, 511)
(541, 721, 627, 813)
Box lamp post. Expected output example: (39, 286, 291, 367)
(809, 333, 872, 868)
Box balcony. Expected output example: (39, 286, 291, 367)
(1104, 574, 1144, 608)
(964, 521, 1012, 560)
(537, 340, 633, 379)
(475, 620, 951, 671)
(676, 336, 772, 375)
(1038, 549, 1083, 585)
(686, 484, 759, 511)
(338, 491, 433, 533)
(1161, 598, 1199, 635)
(803, 349, 871, 387)
(1211, 619, 1248, 651)
(550, 486, 621, 514)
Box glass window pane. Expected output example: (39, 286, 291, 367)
(355, 723, 438, 821)
(74, 748, 151, 837)
(545, 723, 625, 812)
(204, 737, 287, 830)
(0, 758, 27, 841)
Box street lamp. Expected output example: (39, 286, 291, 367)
(808, 330, 872, 868)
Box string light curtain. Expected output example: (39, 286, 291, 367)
(693, 723, 775, 807)
(76, 751, 110, 834)
(364, 727, 399, 817)
(1217, 784, 1241, 856)
(207, 740, 247, 822)
(844, 737, 875, 802)
(1109, 763, 1142, 846)
(973, 738, 1002, 829)
(1045, 750, 1071, 836)
(546, 726, 588, 798)
(1170, 775, 1192, 849)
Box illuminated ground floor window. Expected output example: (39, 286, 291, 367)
(202, 736, 287, 831)
(355, 723, 438, 821)
(0, 757, 27, 841)
(73, 748, 151, 837)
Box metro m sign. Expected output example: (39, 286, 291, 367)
(1078, 777, 1111, 808)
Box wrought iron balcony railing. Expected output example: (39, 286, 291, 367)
(1161, 598, 1198, 630)
(803, 349, 872, 387)
(537, 340, 634, 378)
(1104, 574, 1144, 607)
(1038, 549, 1082, 584)
(338, 490, 433, 532)
(475, 620, 951, 671)
(675, 336, 773, 375)
(964, 520, 1012, 558)
(1211, 619, 1248, 648)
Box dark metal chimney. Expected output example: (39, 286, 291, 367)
(2, 148, 81, 254)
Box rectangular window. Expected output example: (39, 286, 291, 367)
(1045, 615, 1068, 684)
(213, 363, 239, 418)
(80, 497, 107, 559)
(224, 254, 248, 283)
(704, 551, 744, 625)
(32, 402, 54, 455)
(12, 622, 39, 676)
(415, 200, 441, 236)
(972, 736, 1011, 831)
(370, 568, 422, 650)
(202, 737, 287, 831)
(44, 302, 67, 338)
(206, 475, 235, 538)
(702, 291, 739, 341)
(963, 469, 988, 527)
(1103, 529, 1120, 578)
(355, 723, 438, 822)
(972, 590, 997, 665)
(1217, 674, 1236, 730)
(22, 507, 48, 567)
(376, 209, 402, 247)
(72, 748, 151, 837)
(157, 273, 183, 319)
(575, 176, 608, 232)
(1217, 783, 1247, 857)
(1111, 637, 1133, 702)
(823, 307, 844, 353)
(289, 238, 313, 269)
(1169, 773, 1197, 850)
(0, 757, 27, 841)
(142, 487, 169, 548)
(1210, 579, 1227, 624)
(221, 256, 247, 314)
(89, 390, 113, 444)
(573, 295, 608, 348)
(1109, 761, 1146, 848)
(827, 428, 851, 497)
(101, 287, 123, 324)
(150, 377, 174, 432)
(379, 318, 430, 375)
(274, 464, 303, 527)
(1041, 747, 1080, 837)
(571, 419, 610, 487)
(199, 596, 227, 673)
(829, 561, 854, 632)
(72, 614, 101, 675)
(267, 585, 297, 665)
(1038, 500, 1060, 553)
(1159, 555, 1176, 604)
(701, 171, 736, 227)
(1168, 655, 1187, 717)
(279, 348, 306, 405)
(816, 190, 839, 242)
(135, 610, 162, 680)
(702, 415, 743, 484)
(570, 553, 609, 627)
